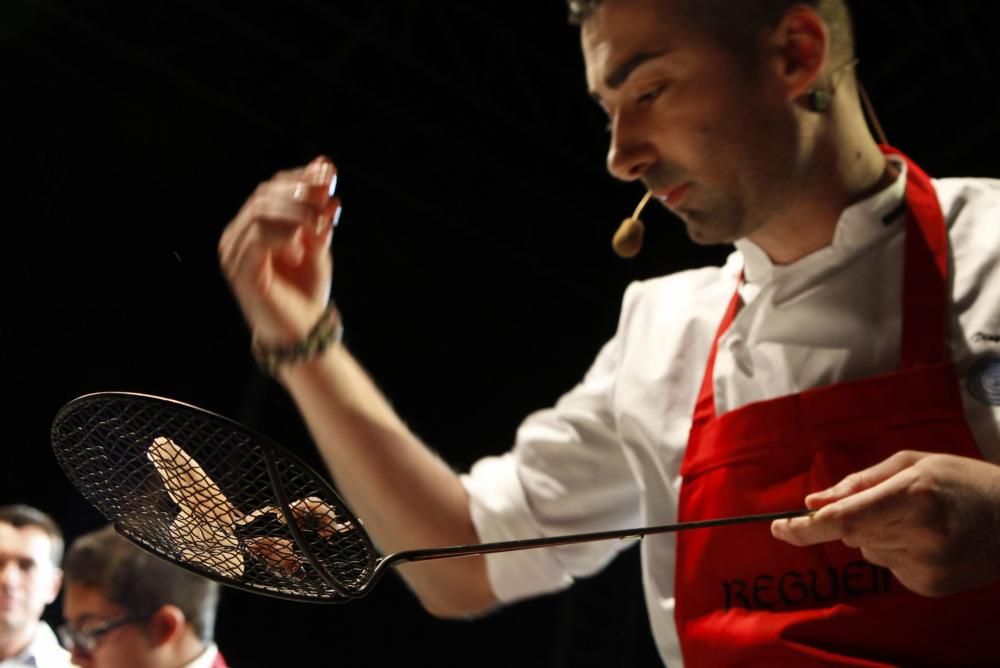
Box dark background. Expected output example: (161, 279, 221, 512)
(3, 1, 1000, 665)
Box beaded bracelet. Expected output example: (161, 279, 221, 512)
(251, 304, 343, 375)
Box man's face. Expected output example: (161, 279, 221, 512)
(583, 0, 801, 245)
(62, 584, 157, 668)
(0, 523, 61, 642)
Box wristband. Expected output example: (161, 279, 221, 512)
(251, 304, 343, 375)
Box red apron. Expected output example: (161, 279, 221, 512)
(674, 148, 1000, 666)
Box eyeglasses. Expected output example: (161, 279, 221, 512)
(57, 612, 152, 654)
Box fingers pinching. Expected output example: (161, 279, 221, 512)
(773, 461, 917, 548)
(221, 155, 340, 269)
(296, 156, 339, 234)
(304, 155, 337, 193)
(218, 156, 341, 343)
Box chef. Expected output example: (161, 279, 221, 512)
(218, 0, 1000, 664)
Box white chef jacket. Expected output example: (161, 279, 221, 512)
(461, 156, 1000, 666)
(184, 643, 223, 668)
(0, 623, 71, 668)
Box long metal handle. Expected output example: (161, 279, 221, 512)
(380, 509, 810, 571)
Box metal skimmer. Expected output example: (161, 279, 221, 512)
(51, 392, 808, 604)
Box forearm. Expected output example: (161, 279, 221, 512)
(277, 344, 498, 617)
(218, 157, 497, 615)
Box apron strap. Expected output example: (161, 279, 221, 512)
(884, 146, 951, 367)
(691, 285, 743, 422)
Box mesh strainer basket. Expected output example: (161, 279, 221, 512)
(51, 392, 808, 603)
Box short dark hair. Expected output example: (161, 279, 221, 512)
(0, 504, 64, 566)
(568, 0, 854, 62)
(63, 525, 220, 642)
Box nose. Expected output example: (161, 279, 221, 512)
(0, 560, 20, 588)
(606, 111, 657, 182)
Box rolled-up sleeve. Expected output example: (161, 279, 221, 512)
(461, 321, 641, 604)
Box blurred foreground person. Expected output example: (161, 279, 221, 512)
(0, 505, 70, 667)
(60, 526, 226, 668)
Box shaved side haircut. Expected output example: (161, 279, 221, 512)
(567, 0, 854, 62)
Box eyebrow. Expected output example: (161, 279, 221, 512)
(1, 555, 37, 568)
(590, 49, 671, 103)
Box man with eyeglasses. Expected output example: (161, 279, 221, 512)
(0, 505, 71, 667)
(59, 526, 227, 668)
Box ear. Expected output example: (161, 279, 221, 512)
(147, 605, 186, 648)
(46, 568, 63, 605)
(767, 5, 829, 102)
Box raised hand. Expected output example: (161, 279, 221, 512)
(218, 156, 341, 349)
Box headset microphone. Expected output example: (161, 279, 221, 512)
(612, 64, 886, 261)
(613, 191, 653, 258)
